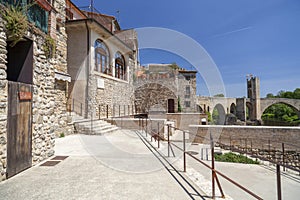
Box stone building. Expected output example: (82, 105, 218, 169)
(134, 64, 197, 114)
(65, 1, 138, 119)
(0, 0, 71, 181)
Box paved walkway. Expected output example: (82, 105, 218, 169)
(0, 130, 204, 200)
(1, 129, 299, 200)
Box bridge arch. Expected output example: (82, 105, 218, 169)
(196, 105, 203, 113)
(134, 83, 177, 114)
(230, 103, 236, 115)
(260, 102, 300, 120)
(212, 103, 226, 125)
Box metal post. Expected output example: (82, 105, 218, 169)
(158, 122, 160, 149)
(282, 143, 285, 172)
(106, 105, 109, 118)
(211, 133, 215, 199)
(119, 105, 121, 117)
(229, 136, 232, 151)
(128, 105, 130, 116)
(90, 110, 93, 134)
(268, 139, 271, 159)
(183, 131, 186, 172)
(72, 98, 75, 112)
(276, 164, 282, 200)
(124, 105, 126, 116)
(80, 103, 83, 116)
(146, 118, 148, 137)
(142, 118, 144, 133)
(168, 125, 170, 157)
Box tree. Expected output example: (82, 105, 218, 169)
(266, 93, 275, 98)
(213, 93, 224, 97)
(169, 63, 180, 70)
(262, 103, 300, 125)
(177, 97, 182, 112)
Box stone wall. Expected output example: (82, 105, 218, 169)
(0, 1, 72, 181)
(30, 0, 72, 164)
(93, 74, 135, 118)
(189, 125, 300, 150)
(0, 16, 7, 181)
(166, 113, 207, 131)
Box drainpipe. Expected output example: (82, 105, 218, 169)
(85, 20, 90, 119)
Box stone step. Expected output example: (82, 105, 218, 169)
(74, 119, 118, 135)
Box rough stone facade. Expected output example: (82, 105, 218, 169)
(93, 74, 135, 118)
(0, 16, 7, 181)
(0, 1, 72, 181)
(134, 64, 197, 114)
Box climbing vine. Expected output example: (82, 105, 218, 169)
(43, 35, 56, 59)
(0, 4, 28, 47)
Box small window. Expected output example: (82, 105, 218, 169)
(94, 40, 111, 75)
(184, 101, 191, 108)
(115, 52, 126, 80)
(185, 86, 191, 98)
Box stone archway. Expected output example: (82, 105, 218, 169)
(197, 105, 203, 113)
(212, 103, 226, 125)
(261, 102, 300, 125)
(230, 103, 236, 115)
(134, 83, 177, 114)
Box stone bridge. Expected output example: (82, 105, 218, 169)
(196, 96, 300, 124)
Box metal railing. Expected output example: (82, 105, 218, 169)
(137, 118, 296, 199)
(68, 98, 137, 119)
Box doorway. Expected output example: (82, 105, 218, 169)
(168, 99, 175, 113)
(6, 39, 33, 178)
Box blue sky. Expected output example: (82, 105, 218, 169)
(73, 0, 300, 97)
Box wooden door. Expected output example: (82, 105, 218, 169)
(7, 82, 33, 178)
(168, 99, 175, 113)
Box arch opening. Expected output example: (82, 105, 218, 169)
(212, 104, 226, 125)
(230, 103, 236, 115)
(134, 83, 177, 115)
(261, 103, 300, 126)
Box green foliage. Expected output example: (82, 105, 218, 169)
(206, 111, 212, 122)
(169, 63, 180, 70)
(177, 97, 182, 112)
(43, 35, 56, 59)
(212, 108, 219, 124)
(1, 3, 28, 47)
(266, 93, 275, 98)
(266, 88, 300, 99)
(262, 103, 299, 125)
(214, 152, 259, 164)
(213, 93, 225, 97)
(59, 133, 65, 138)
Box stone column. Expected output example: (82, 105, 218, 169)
(0, 16, 8, 181)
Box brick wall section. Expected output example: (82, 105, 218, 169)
(189, 125, 300, 150)
(0, 16, 7, 181)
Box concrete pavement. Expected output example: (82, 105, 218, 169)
(0, 130, 204, 200)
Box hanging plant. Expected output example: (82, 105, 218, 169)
(43, 35, 56, 59)
(0, 4, 28, 47)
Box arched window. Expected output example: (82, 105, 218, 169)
(94, 40, 111, 75)
(115, 52, 126, 80)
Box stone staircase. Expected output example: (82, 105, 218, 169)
(69, 113, 119, 135)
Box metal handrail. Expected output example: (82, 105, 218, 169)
(139, 120, 264, 199)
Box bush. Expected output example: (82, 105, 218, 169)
(214, 152, 259, 164)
